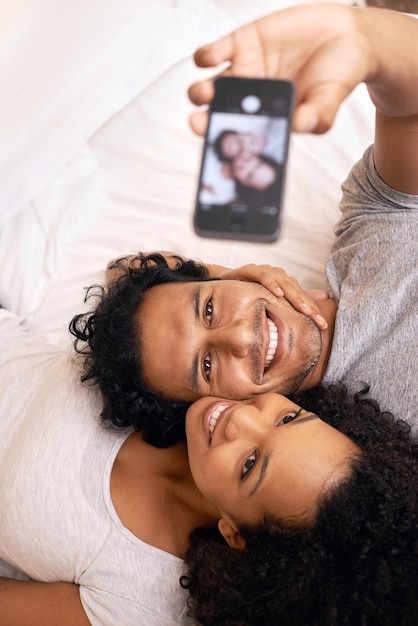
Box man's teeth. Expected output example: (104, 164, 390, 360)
(209, 404, 229, 439)
(265, 318, 278, 370)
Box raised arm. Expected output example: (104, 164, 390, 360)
(189, 4, 418, 194)
(364, 10, 418, 193)
(0, 578, 90, 625)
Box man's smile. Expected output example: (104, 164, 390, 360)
(264, 317, 279, 372)
(140, 279, 326, 401)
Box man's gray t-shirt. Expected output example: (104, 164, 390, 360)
(324, 145, 418, 433)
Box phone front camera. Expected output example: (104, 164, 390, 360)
(241, 95, 261, 113)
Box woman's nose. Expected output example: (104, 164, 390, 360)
(223, 404, 261, 442)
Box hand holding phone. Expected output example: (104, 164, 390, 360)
(193, 77, 294, 243)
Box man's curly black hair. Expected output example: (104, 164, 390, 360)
(69, 253, 209, 448)
(181, 384, 418, 625)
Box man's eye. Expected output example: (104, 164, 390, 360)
(203, 355, 211, 380)
(241, 451, 258, 479)
(204, 299, 213, 322)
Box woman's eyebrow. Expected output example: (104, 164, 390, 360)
(249, 452, 271, 498)
(290, 413, 318, 426)
(249, 414, 318, 497)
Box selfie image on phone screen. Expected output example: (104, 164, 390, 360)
(194, 77, 294, 242)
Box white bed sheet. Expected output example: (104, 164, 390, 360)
(0, 0, 374, 348)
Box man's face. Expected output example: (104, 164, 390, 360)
(222, 132, 266, 160)
(138, 280, 323, 402)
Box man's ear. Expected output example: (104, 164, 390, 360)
(218, 518, 246, 550)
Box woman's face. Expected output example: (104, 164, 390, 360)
(186, 393, 358, 528)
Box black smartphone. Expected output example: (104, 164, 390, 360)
(193, 76, 294, 243)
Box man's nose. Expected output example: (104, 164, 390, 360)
(211, 319, 253, 358)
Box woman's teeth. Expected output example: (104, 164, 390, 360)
(265, 318, 278, 370)
(209, 404, 230, 440)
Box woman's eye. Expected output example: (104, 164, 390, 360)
(203, 355, 211, 380)
(204, 298, 213, 322)
(241, 451, 258, 479)
(281, 408, 303, 425)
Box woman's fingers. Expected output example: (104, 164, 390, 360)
(218, 264, 328, 330)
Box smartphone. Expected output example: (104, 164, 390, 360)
(193, 76, 294, 243)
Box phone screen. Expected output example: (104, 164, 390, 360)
(194, 77, 294, 242)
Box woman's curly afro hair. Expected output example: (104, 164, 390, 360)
(181, 384, 418, 625)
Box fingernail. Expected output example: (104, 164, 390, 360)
(302, 107, 320, 133)
(301, 302, 312, 313)
(316, 314, 328, 328)
(275, 287, 284, 296)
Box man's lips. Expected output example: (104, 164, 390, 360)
(265, 317, 279, 371)
(263, 315, 279, 373)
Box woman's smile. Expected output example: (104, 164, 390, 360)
(206, 401, 232, 443)
(186, 393, 358, 526)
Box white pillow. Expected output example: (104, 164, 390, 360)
(0, 0, 232, 226)
(0, 0, 375, 348)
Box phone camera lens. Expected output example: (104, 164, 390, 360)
(241, 95, 261, 113)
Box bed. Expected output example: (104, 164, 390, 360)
(0, 0, 375, 348)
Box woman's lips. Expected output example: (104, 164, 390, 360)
(205, 402, 231, 443)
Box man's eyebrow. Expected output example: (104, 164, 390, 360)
(249, 452, 271, 497)
(192, 285, 200, 320)
(188, 286, 202, 394)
